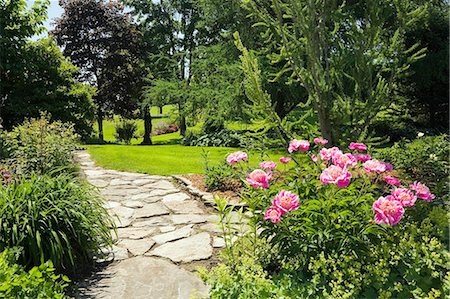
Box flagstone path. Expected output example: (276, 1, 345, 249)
(75, 151, 225, 299)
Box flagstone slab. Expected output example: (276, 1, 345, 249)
(152, 225, 193, 244)
(81, 257, 208, 299)
(171, 214, 208, 225)
(148, 232, 212, 263)
(161, 192, 190, 203)
(118, 238, 155, 256)
(134, 203, 170, 218)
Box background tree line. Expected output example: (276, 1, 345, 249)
(0, 0, 448, 145)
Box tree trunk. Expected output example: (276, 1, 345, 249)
(142, 105, 152, 145)
(178, 103, 186, 137)
(97, 108, 104, 143)
(159, 106, 163, 114)
(317, 99, 333, 145)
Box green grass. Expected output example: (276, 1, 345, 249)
(88, 105, 276, 175)
(94, 105, 263, 145)
(94, 105, 177, 144)
(86, 144, 284, 175)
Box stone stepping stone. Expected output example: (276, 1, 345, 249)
(152, 225, 193, 244)
(110, 206, 135, 219)
(132, 216, 172, 227)
(109, 179, 133, 186)
(161, 192, 190, 203)
(82, 257, 208, 299)
(132, 178, 155, 186)
(164, 200, 204, 214)
(145, 180, 177, 190)
(117, 238, 155, 256)
(123, 200, 144, 208)
(89, 179, 110, 188)
(148, 232, 212, 263)
(134, 203, 170, 218)
(113, 217, 132, 228)
(171, 214, 207, 225)
(115, 227, 157, 240)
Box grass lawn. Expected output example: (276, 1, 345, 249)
(86, 143, 285, 175)
(88, 105, 279, 175)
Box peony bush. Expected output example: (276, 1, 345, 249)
(202, 137, 449, 298)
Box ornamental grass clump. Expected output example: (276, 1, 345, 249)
(204, 137, 449, 298)
(0, 173, 114, 273)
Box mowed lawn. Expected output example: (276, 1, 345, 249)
(86, 144, 285, 175)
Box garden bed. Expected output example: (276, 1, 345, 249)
(173, 174, 244, 207)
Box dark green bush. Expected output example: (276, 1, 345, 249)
(3, 114, 79, 175)
(204, 161, 240, 192)
(375, 135, 449, 201)
(182, 130, 242, 147)
(0, 249, 68, 298)
(114, 119, 137, 144)
(0, 173, 114, 272)
(202, 117, 225, 134)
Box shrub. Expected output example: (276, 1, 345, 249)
(0, 173, 114, 272)
(202, 117, 225, 134)
(375, 134, 449, 201)
(203, 139, 449, 298)
(114, 119, 137, 144)
(182, 130, 242, 147)
(204, 161, 241, 192)
(0, 249, 68, 299)
(3, 114, 79, 175)
(153, 122, 178, 135)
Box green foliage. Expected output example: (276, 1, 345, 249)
(182, 130, 242, 147)
(198, 256, 284, 299)
(204, 144, 449, 298)
(114, 119, 138, 145)
(203, 155, 240, 192)
(3, 115, 79, 175)
(375, 135, 449, 201)
(53, 0, 145, 141)
(240, 0, 427, 145)
(0, 249, 68, 299)
(0, 1, 95, 139)
(0, 173, 114, 271)
(2, 38, 95, 139)
(202, 117, 225, 134)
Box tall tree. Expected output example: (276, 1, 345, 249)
(2, 38, 95, 138)
(53, 0, 144, 142)
(125, 0, 202, 137)
(0, 0, 48, 128)
(240, 0, 427, 145)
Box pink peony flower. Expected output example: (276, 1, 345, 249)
(226, 151, 248, 164)
(272, 190, 300, 214)
(259, 161, 277, 170)
(355, 154, 372, 162)
(279, 157, 291, 164)
(391, 188, 417, 207)
(348, 142, 367, 151)
(311, 155, 318, 162)
(373, 196, 405, 225)
(319, 147, 339, 161)
(314, 137, 328, 145)
(331, 151, 357, 169)
(288, 139, 310, 153)
(384, 176, 401, 186)
(320, 165, 352, 188)
(409, 181, 435, 202)
(363, 159, 387, 173)
(264, 206, 283, 223)
(383, 162, 394, 171)
(246, 169, 272, 189)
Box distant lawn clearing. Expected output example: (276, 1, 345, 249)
(86, 144, 284, 175)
